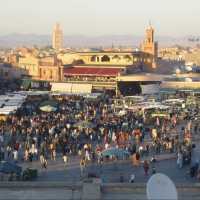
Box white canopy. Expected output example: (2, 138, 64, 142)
(71, 84, 92, 94)
(163, 99, 184, 104)
(0, 93, 27, 115)
(51, 82, 92, 94)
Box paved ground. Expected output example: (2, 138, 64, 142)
(20, 153, 197, 184)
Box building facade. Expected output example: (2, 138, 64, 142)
(18, 55, 39, 78)
(38, 56, 63, 82)
(58, 26, 157, 69)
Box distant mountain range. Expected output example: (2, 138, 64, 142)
(0, 33, 198, 48)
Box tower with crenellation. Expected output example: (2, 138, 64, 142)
(141, 24, 158, 68)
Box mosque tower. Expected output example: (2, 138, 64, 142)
(52, 23, 63, 51)
(141, 23, 158, 68)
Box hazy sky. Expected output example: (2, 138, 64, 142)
(0, 0, 199, 36)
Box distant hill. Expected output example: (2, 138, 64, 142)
(0, 34, 51, 48)
(0, 34, 198, 48)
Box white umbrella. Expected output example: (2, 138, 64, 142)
(40, 105, 57, 112)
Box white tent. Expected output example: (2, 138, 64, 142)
(51, 83, 72, 93)
(71, 84, 92, 94)
(0, 93, 27, 115)
(51, 82, 92, 94)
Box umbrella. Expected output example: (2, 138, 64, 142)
(39, 100, 58, 112)
(102, 148, 130, 159)
(0, 161, 22, 175)
(74, 120, 96, 128)
(40, 100, 58, 107)
(40, 105, 57, 112)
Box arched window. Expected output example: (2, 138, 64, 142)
(101, 55, 110, 62)
(49, 70, 53, 79)
(112, 55, 120, 61)
(124, 55, 132, 61)
(72, 59, 85, 65)
(91, 55, 96, 62)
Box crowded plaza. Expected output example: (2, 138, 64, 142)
(0, 89, 200, 183)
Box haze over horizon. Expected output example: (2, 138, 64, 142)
(0, 0, 199, 37)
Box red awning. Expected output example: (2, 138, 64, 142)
(63, 67, 122, 77)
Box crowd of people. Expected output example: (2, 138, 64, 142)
(0, 93, 199, 181)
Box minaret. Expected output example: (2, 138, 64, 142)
(52, 23, 63, 51)
(145, 25, 154, 44)
(141, 23, 158, 68)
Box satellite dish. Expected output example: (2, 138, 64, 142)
(146, 173, 178, 200)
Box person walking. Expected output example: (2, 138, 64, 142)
(43, 157, 48, 169)
(63, 153, 68, 167)
(177, 151, 183, 169)
(129, 173, 135, 183)
(80, 157, 86, 177)
(13, 149, 18, 162)
(40, 153, 47, 169)
(132, 152, 140, 167)
(143, 160, 149, 176)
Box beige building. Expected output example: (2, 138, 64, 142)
(18, 55, 39, 78)
(184, 49, 200, 66)
(52, 23, 63, 51)
(5, 54, 20, 67)
(58, 51, 154, 70)
(159, 47, 200, 66)
(38, 56, 63, 82)
(159, 47, 186, 61)
(58, 26, 157, 69)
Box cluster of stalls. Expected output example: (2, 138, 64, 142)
(21, 79, 94, 94)
(113, 96, 186, 120)
(0, 90, 104, 120)
(0, 92, 27, 121)
(0, 91, 52, 120)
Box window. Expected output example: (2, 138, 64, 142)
(124, 55, 132, 62)
(91, 55, 96, 62)
(113, 55, 120, 60)
(101, 55, 110, 62)
(50, 70, 53, 79)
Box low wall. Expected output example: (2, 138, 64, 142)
(0, 182, 200, 200)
